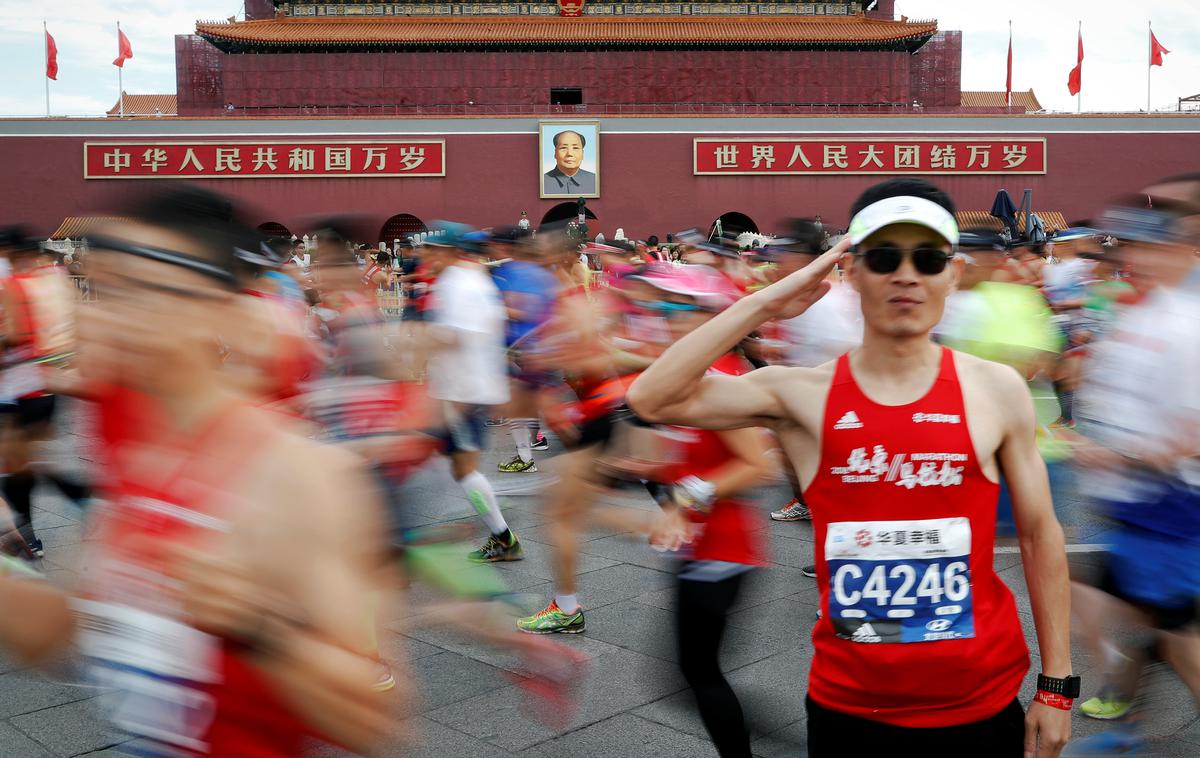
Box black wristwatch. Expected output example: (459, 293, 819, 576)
(1037, 673, 1081, 698)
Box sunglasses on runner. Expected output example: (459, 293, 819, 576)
(855, 245, 953, 276)
(632, 299, 704, 317)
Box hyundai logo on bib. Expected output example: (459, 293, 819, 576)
(925, 618, 953, 632)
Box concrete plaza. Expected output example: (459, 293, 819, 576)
(1, 405, 1197, 757)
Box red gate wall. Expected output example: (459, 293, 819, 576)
(4, 124, 1198, 242)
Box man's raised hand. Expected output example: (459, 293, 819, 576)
(754, 237, 849, 321)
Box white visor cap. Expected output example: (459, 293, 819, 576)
(848, 195, 960, 248)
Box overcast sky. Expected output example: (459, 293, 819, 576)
(0, 0, 1196, 116)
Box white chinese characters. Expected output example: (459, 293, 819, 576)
(830, 444, 967, 488)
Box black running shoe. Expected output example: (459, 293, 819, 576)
(469, 533, 525, 563)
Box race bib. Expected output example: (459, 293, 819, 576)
(74, 598, 220, 752)
(1, 362, 44, 399)
(825, 517, 974, 644)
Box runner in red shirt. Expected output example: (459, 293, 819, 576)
(0, 187, 400, 756)
(0, 229, 91, 559)
(631, 264, 775, 758)
(630, 179, 1074, 758)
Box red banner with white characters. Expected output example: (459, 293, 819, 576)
(694, 138, 1046, 175)
(84, 140, 446, 179)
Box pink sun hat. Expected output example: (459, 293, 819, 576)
(629, 263, 743, 311)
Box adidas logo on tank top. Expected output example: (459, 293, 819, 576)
(833, 411, 863, 430)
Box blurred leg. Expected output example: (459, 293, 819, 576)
(677, 571, 750, 758)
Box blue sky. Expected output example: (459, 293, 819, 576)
(1, 0, 1197, 116)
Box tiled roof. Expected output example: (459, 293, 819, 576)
(960, 90, 1042, 112)
(106, 93, 177, 117)
(195, 15, 939, 49)
(49, 216, 130, 240)
(956, 211, 1069, 235)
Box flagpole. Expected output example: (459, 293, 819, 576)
(43, 21, 49, 117)
(1147, 20, 1153, 113)
(1077, 21, 1082, 114)
(117, 21, 124, 117)
(1006, 19, 1012, 108)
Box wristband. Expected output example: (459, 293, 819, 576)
(1034, 690, 1074, 711)
(672, 476, 717, 514)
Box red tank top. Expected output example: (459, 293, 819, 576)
(664, 353, 765, 566)
(79, 389, 312, 756)
(804, 347, 1028, 727)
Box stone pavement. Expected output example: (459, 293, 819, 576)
(1, 404, 1198, 757)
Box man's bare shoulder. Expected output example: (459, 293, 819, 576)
(748, 361, 837, 431)
(950, 350, 1028, 396)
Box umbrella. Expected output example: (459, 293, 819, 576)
(1026, 213, 1047, 247)
(990, 189, 1017, 238)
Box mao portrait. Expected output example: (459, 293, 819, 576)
(540, 122, 600, 199)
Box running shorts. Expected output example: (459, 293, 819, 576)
(437, 402, 489, 455)
(1100, 525, 1200, 631)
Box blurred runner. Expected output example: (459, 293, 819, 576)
(630, 179, 1074, 758)
(0, 186, 399, 756)
(223, 230, 323, 404)
(1042, 229, 1103, 429)
(1069, 198, 1200, 745)
(489, 225, 557, 473)
(636, 264, 775, 758)
(362, 248, 394, 290)
(0, 227, 90, 559)
(1000, 240, 1048, 287)
(515, 230, 665, 635)
(422, 225, 521, 562)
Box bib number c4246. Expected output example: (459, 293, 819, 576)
(824, 517, 974, 644)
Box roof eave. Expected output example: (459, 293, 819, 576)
(197, 35, 936, 54)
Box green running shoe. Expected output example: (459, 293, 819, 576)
(468, 533, 524, 563)
(1080, 696, 1133, 720)
(498, 455, 538, 473)
(517, 600, 585, 634)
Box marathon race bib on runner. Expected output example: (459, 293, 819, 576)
(825, 517, 974, 644)
(74, 598, 221, 753)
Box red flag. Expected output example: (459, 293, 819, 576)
(1067, 29, 1083, 96)
(45, 30, 58, 81)
(1150, 29, 1169, 67)
(1005, 26, 1013, 106)
(113, 29, 133, 68)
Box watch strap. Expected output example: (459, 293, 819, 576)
(1036, 673, 1081, 698)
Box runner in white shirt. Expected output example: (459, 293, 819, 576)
(423, 227, 521, 563)
(1070, 200, 1200, 741)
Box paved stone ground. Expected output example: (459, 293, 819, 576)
(1, 402, 1198, 757)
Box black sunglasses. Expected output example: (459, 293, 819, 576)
(856, 245, 953, 276)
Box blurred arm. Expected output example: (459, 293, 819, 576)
(0, 562, 75, 665)
(184, 449, 400, 754)
(705, 426, 778, 498)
